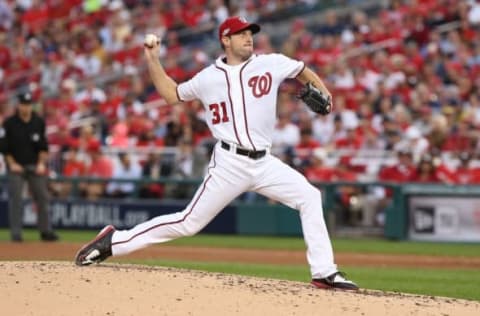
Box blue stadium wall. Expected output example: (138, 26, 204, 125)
(0, 199, 303, 235)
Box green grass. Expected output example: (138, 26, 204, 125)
(118, 259, 480, 301)
(332, 238, 480, 257)
(2, 229, 480, 257)
(170, 235, 480, 257)
(349, 266, 480, 301)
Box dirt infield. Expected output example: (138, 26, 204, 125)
(1, 241, 479, 315)
(0, 261, 478, 316)
(0, 241, 479, 269)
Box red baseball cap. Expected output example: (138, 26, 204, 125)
(87, 140, 101, 153)
(218, 16, 260, 41)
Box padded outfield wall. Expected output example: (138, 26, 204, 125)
(1, 182, 480, 242)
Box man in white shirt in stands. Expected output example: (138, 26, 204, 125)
(106, 152, 142, 198)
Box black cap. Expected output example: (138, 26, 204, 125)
(17, 92, 33, 104)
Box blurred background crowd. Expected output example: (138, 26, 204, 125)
(1, 0, 480, 218)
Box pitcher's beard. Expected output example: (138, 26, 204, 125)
(237, 49, 253, 62)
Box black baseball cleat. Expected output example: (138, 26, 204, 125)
(11, 235, 23, 243)
(311, 272, 359, 291)
(41, 231, 59, 242)
(75, 225, 115, 266)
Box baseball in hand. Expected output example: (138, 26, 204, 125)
(144, 34, 159, 48)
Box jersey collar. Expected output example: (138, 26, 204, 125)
(215, 54, 257, 69)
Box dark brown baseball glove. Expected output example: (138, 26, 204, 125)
(298, 82, 332, 115)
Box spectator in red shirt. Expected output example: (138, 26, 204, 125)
(313, 34, 342, 68)
(295, 127, 320, 166)
(47, 141, 86, 198)
(332, 156, 357, 182)
(378, 148, 416, 183)
(63, 149, 86, 178)
(0, 35, 11, 69)
(165, 2, 188, 31)
(442, 118, 476, 154)
(409, 154, 442, 183)
(331, 155, 359, 226)
(182, 1, 210, 28)
(21, 1, 49, 32)
(304, 148, 335, 183)
(85, 141, 113, 178)
(164, 54, 188, 82)
(79, 140, 113, 200)
(372, 148, 416, 227)
(136, 121, 165, 148)
(455, 151, 480, 184)
(434, 160, 457, 184)
(46, 117, 74, 150)
(73, 123, 97, 148)
(45, 79, 79, 115)
(108, 121, 130, 148)
(377, 148, 417, 212)
(139, 153, 166, 199)
(335, 127, 363, 150)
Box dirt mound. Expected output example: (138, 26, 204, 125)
(0, 261, 478, 316)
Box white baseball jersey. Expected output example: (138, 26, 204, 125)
(177, 54, 305, 150)
(111, 53, 338, 279)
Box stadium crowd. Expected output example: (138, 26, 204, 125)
(1, 0, 480, 206)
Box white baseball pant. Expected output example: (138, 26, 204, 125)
(111, 142, 338, 278)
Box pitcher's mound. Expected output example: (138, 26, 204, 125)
(0, 261, 478, 316)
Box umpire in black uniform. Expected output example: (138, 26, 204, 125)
(0, 92, 58, 242)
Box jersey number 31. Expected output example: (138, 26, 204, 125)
(209, 102, 229, 125)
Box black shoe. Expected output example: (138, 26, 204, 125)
(75, 225, 115, 266)
(311, 272, 359, 291)
(41, 231, 59, 242)
(11, 235, 23, 243)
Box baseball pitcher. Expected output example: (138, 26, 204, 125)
(75, 16, 358, 290)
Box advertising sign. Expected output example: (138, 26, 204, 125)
(409, 196, 480, 242)
(0, 199, 236, 234)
